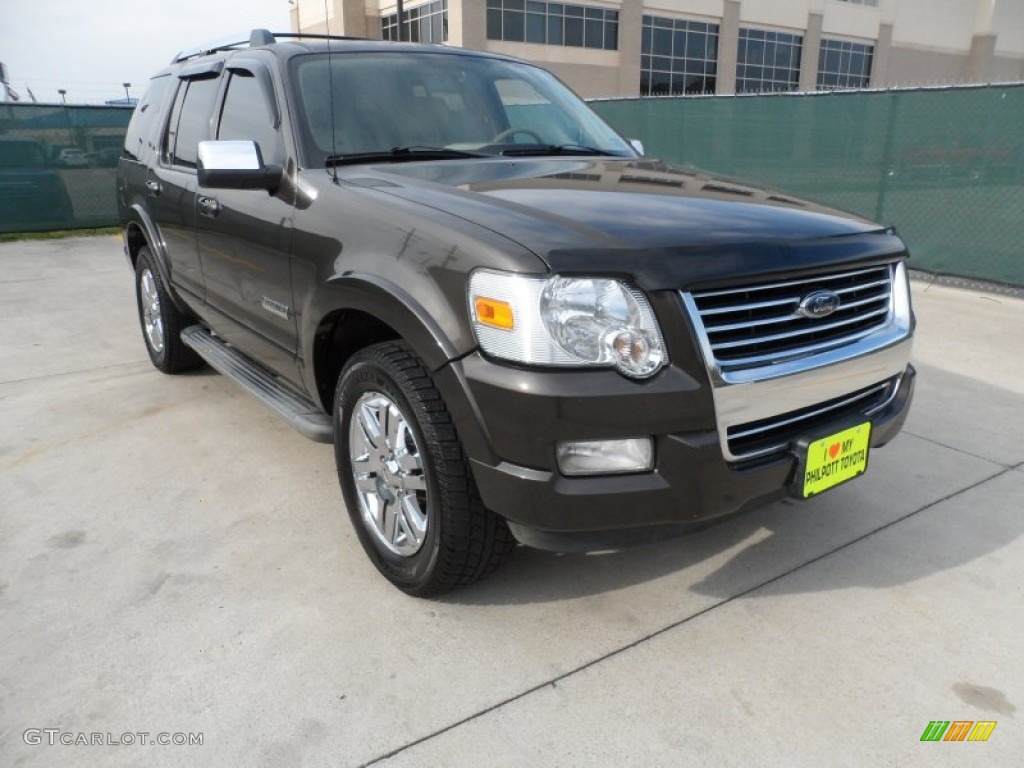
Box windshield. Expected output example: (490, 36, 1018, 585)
(290, 51, 634, 165)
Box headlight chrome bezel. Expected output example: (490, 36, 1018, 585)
(468, 269, 667, 379)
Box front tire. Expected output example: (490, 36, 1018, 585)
(134, 247, 202, 374)
(334, 341, 514, 596)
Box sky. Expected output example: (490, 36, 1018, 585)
(1, 0, 293, 104)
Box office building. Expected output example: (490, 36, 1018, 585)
(291, 1, 1024, 97)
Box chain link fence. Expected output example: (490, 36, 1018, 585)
(0, 103, 132, 233)
(591, 84, 1024, 286)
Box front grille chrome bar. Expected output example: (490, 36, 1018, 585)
(680, 260, 914, 461)
(726, 378, 899, 459)
(692, 265, 891, 298)
(690, 264, 895, 373)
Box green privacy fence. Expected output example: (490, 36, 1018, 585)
(590, 84, 1024, 286)
(0, 104, 132, 233)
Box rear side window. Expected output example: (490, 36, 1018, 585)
(167, 77, 220, 168)
(123, 76, 174, 160)
(217, 71, 283, 165)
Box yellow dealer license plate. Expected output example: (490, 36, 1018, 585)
(801, 422, 871, 498)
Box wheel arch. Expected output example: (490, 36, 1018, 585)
(123, 220, 148, 269)
(305, 274, 497, 465)
(306, 274, 462, 407)
(311, 307, 403, 413)
(123, 204, 164, 270)
(121, 206, 194, 315)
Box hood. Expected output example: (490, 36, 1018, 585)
(338, 157, 904, 290)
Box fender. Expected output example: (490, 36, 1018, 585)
(302, 271, 469, 374)
(124, 204, 194, 316)
(302, 272, 499, 466)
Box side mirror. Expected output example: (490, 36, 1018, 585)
(197, 140, 282, 191)
(629, 139, 645, 156)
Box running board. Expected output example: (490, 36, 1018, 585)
(181, 326, 333, 443)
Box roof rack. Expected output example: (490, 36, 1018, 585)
(171, 29, 367, 64)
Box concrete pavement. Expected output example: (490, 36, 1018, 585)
(1, 237, 1021, 767)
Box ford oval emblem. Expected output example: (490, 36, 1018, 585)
(797, 290, 841, 319)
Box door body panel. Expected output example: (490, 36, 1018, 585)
(196, 188, 299, 381)
(146, 165, 202, 302)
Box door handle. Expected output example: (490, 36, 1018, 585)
(197, 196, 221, 217)
(145, 180, 162, 196)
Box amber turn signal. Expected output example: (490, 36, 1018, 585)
(474, 296, 515, 330)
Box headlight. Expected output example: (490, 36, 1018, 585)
(468, 270, 666, 378)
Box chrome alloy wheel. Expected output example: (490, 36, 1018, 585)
(139, 268, 165, 353)
(348, 392, 429, 557)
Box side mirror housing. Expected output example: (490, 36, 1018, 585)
(197, 140, 282, 191)
(629, 139, 645, 156)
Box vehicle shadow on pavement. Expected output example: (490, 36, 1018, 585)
(444, 367, 1024, 606)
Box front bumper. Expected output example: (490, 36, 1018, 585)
(457, 349, 915, 552)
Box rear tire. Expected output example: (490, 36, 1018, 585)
(134, 247, 202, 374)
(334, 341, 514, 596)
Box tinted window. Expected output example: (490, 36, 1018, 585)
(486, 1, 617, 50)
(495, 78, 578, 145)
(123, 75, 174, 160)
(291, 53, 632, 164)
(382, 0, 447, 42)
(817, 39, 874, 91)
(640, 15, 719, 96)
(217, 72, 282, 164)
(736, 28, 802, 94)
(171, 77, 220, 168)
(164, 81, 187, 164)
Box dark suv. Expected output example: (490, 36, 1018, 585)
(117, 30, 915, 595)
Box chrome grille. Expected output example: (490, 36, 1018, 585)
(689, 264, 895, 371)
(726, 377, 900, 459)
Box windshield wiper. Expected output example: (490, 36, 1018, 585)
(325, 146, 487, 167)
(498, 144, 616, 157)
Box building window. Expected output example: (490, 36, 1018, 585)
(486, 1, 619, 51)
(381, 0, 448, 44)
(641, 15, 719, 96)
(817, 38, 873, 90)
(736, 28, 802, 93)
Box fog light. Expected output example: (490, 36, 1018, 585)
(556, 438, 653, 476)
